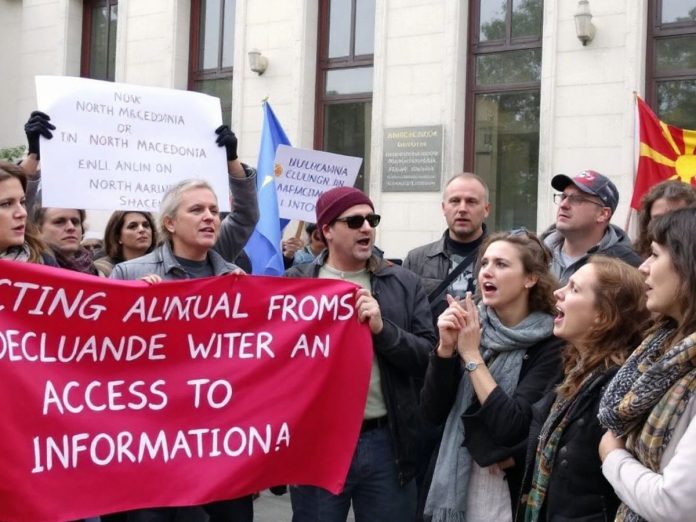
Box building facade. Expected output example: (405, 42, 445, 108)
(1, 0, 694, 258)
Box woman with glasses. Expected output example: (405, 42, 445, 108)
(422, 230, 563, 522)
(517, 256, 650, 522)
(598, 207, 696, 522)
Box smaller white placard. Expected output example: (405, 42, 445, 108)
(274, 145, 362, 222)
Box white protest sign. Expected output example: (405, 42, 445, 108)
(35, 76, 230, 212)
(274, 145, 362, 222)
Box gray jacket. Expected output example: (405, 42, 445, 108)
(544, 223, 642, 284)
(110, 240, 237, 280)
(111, 166, 258, 280)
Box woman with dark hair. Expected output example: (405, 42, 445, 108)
(0, 161, 55, 265)
(94, 211, 157, 276)
(633, 180, 696, 259)
(599, 207, 696, 522)
(518, 256, 650, 522)
(422, 230, 564, 522)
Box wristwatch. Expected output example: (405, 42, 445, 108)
(464, 360, 480, 372)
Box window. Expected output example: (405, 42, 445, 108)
(316, 0, 375, 191)
(189, 0, 236, 126)
(647, 0, 696, 128)
(464, 0, 543, 231)
(81, 0, 118, 81)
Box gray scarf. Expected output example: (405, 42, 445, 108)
(0, 244, 31, 262)
(425, 305, 555, 522)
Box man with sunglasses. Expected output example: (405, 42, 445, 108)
(544, 169, 641, 284)
(286, 186, 436, 522)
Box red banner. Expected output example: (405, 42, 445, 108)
(631, 96, 696, 210)
(0, 260, 373, 522)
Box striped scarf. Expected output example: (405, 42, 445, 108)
(598, 327, 696, 522)
(524, 370, 602, 522)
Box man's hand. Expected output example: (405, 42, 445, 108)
(356, 288, 383, 334)
(25, 111, 55, 159)
(282, 237, 305, 259)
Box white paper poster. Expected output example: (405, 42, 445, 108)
(35, 76, 230, 212)
(274, 145, 362, 222)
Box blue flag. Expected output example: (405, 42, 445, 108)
(244, 101, 291, 275)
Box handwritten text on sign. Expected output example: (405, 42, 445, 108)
(0, 261, 372, 522)
(274, 145, 362, 222)
(35, 75, 230, 212)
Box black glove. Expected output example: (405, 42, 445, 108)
(24, 111, 55, 160)
(215, 124, 238, 161)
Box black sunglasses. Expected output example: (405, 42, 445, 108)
(333, 213, 381, 229)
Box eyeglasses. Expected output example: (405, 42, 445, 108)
(333, 213, 381, 229)
(553, 192, 604, 207)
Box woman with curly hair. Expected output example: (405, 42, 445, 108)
(422, 229, 564, 522)
(518, 256, 650, 522)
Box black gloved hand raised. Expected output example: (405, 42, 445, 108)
(24, 111, 56, 160)
(215, 125, 238, 161)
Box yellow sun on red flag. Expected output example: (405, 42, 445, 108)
(631, 96, 696, 210)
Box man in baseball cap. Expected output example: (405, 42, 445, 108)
(544, 169, 641, 284)
(286, 186, 435, 521)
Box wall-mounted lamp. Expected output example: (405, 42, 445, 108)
(248, 49, 268, 75)
(574, 0, 596, 46)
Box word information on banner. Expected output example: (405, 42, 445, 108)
(274, 145, 362, 222)
(35, 75, 231, 212)
(0, 261, 373, 522)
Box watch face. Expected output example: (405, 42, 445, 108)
(465, 361, 478, 372)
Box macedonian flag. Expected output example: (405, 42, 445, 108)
(631, 96, 696, 210)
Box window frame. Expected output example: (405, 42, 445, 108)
(80, 0, 118, 81)
(464, 0, 543, 171)
(645, 0, 696, 112)
(314, 0, 374, 151)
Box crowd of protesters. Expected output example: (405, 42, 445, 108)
(2, 109, 696, 522)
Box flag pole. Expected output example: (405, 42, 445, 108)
(295, 221, 305, 239)
(626, 91, 638, 234)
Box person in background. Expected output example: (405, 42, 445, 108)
(633, 179, 696, 259)
(81, 230, 104, 258)
(291, 222, 324, 265)
(281, 233, 306, 268)
(287, 186, 436, 522)
(517, 256, 650, 522)
(598, 207, 696, 522)
(94, 211, 157, 276)
(404, 173, 491, 322)
(544, 170, 641, 284)
(421, 230, 563, 522)
(32, 206, 105, 275)
(0, 160, 55, 265)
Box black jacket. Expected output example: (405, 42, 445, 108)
(420, 335, 564, 509)
(514, 368, 620, 522)
(286, 253, 437, 485)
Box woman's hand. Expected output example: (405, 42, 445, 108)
(599, 430, 625, 462)
(436, 294, 466, 357)
(457, 292, 482, 360)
